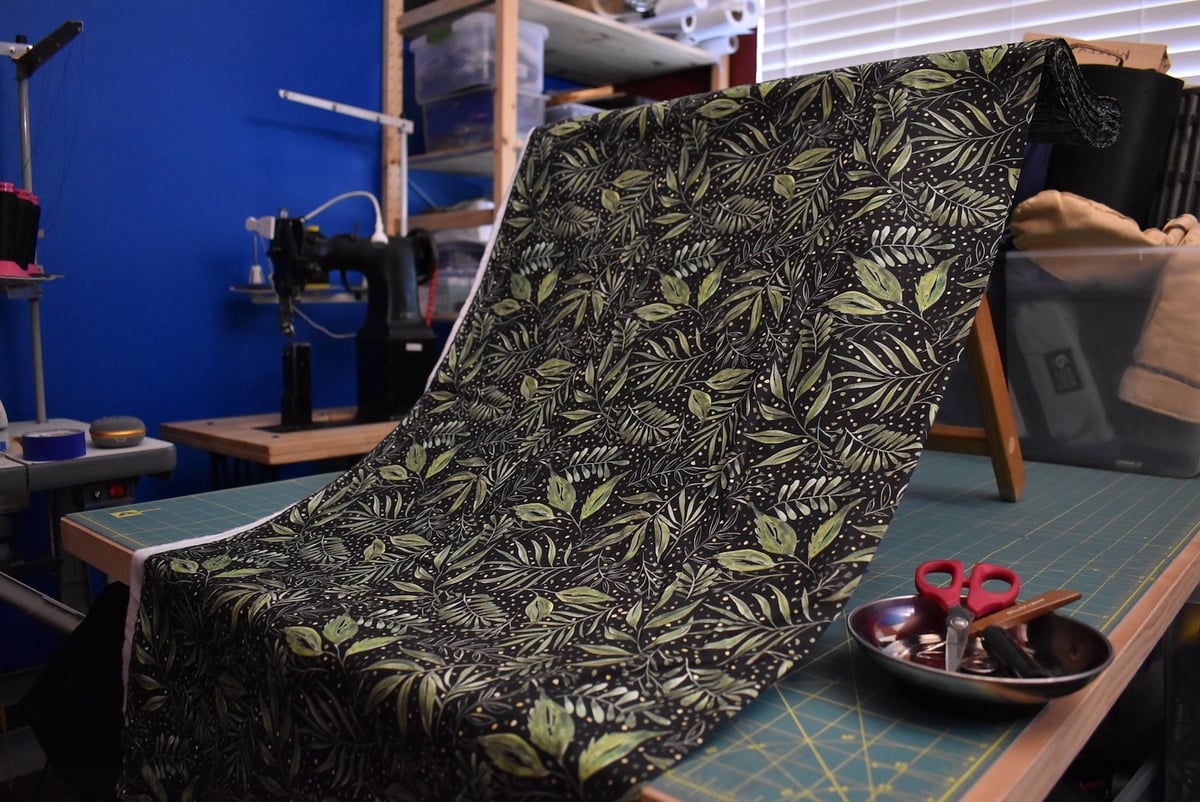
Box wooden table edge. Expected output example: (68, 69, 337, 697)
(960, 520, 1200, 802)
(62, 516, 133, 586)
(643, 522, 1200, 802)
(160, 410, 397, 466)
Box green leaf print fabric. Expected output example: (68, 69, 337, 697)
(121, 39, 1116, 801)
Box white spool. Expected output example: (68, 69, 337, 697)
(627, 0, 708, 28)
(692, 34, 740, 57)
(685, 0, 760, 42)
(639, 13, 697, 34)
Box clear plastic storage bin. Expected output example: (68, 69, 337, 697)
(422, 88, 546, 151)
(419, 240, 485, 321)
(545, 102, 604, 123)
(411, 13, 549, 104)
(1004, 246, 1200, 478)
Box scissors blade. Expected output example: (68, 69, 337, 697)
(944, 606, 972, 672)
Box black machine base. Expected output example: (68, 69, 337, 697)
(356, 329, 440, 423)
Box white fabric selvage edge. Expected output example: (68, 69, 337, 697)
(121, 507, 289, 708)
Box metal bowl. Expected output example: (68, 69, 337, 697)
(846, 594, 1113, 706)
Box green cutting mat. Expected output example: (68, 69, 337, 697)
(646, 452, 1200, 801)
(63, 454, 1200, 801)
(65, 472, 340, 553)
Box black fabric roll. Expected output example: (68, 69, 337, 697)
(1044, 64, 1184, 228)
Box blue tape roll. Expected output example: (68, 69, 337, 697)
(21, 428, 86, 461)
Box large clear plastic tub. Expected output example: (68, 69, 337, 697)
(411, 13, 549, 105)
(422, 88, 546, 151)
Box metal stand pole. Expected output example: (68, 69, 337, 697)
(4, 21, 83, 423)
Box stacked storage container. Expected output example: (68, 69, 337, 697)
(411, 13, 549, 152)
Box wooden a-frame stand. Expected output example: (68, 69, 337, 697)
(927, 295, 1025, 501)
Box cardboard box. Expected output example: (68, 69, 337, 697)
(1023, 32, 1171, 73)
(1004, 246, 1200, 477)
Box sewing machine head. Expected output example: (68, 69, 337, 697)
(247, 211, 441, 423)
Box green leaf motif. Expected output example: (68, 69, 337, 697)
(660, 273, 690, 305)
(601, 189, 621, 214)
(854, 259, 902, 303)
(579, 731, 660, 782)
(284, 626, 322, 657)
(548, 474, 576, 513)
(705, 368, 754, 391)
(526, 595, 554, 622)
(528, 696, 575, 760)
(493, 298, 523, 316)
(480, 733, 549, 778)
(426, 447, 459, 478)
(323, 615, 358, 645)
(170, 558, 199, 574)
(808, 501, 859, 560)
(787, 147, 834, 170)
(363, 538, 386, 560)
(981, 45, 1006, 74)
(898, 69, 957, 90)
(827, 291, 888, 316)
(405, 444, 427, 473)
(929, 51, 970, 71)
(688, 389, 712, 420)
(635, 303, 678, 322)
(581, 474, 623, 520)
(697, 98, 742, 118)
(379, 465, 409, 482)
(717, 549, 776, 572)
(916, 262, 949, 312)
(773, 174, 796, 199)
(698, 266, 723, 306)
(511, 273, 532, 301)
(613, 169, 652, 188)
(514, 503, 556, 523)
(201, 555, 231, 572)
(755, 512, 797, 556)
(537, 272, 558, 303)
(555, 586, 616, 605)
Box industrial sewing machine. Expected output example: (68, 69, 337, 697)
(251, 211, 439, 425)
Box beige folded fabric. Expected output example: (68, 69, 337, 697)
(1010, 189, 1200, 423)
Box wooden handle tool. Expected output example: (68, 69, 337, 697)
(968, 589, 1082, 635)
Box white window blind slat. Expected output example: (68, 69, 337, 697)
(759, 0, 1200, 86)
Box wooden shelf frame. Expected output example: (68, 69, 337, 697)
(382, 0, 726, 234)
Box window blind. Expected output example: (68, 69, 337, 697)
(758, 0, 1200, 87)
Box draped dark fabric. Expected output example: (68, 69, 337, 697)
(119, 39, 1116, 802)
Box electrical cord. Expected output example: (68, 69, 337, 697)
(292, 303, 356, 340)
(301, 190, 388, 244)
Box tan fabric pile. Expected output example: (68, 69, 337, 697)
(1011, 189, 1200, 423)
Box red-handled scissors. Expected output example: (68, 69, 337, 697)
(914, 559, 1020, 672)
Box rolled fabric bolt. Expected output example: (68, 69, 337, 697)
(692, 34, 739, 57)
(685, 0, 760, 42)
(639, 14, 696, 35)
(20, 428, 86, 461)
(626, 0, 707, 27)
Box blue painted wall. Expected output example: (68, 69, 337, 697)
(0, 2, 481, 500)
(0, 2, 505, 672)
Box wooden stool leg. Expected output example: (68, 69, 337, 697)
(927, 295, 1026, 501)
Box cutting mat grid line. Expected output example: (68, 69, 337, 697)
(68, 473, 339, 551)
(59, 455, 1199, 802)
(649, 454, 1200, 801)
